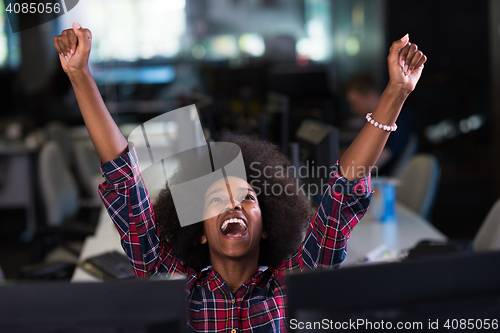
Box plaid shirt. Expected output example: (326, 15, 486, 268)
(99, 146, 372, 333)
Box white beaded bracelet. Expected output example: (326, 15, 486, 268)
(365, 113, 398, 132)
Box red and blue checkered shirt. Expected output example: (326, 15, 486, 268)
(98, 146, 372, 333)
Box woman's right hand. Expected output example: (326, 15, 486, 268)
(52, 22, 92, 75)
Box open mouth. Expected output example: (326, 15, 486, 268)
(220, 218, 248, 237)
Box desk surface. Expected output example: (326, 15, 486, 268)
(71, 209, 122, 283)
(72, 202, 446, 282)
(342, 203, 446, 266)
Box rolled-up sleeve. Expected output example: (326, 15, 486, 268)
(281, 162, 372, 272)
(98, 144, 187, 279)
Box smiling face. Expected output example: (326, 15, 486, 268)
(201, 176, 266, 263)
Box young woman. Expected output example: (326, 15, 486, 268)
(53, 23, 426, 332)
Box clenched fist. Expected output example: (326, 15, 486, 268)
(53, 21, 92, 75)
(387, 34, 427, 93)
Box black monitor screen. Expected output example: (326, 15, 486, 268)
(0, 279, 186, 333)
(287, 252, 500, 332)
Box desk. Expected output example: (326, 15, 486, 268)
(72, 202, 446, 282)
(71, 209, 122, 283)
(342, 203, 446, 266)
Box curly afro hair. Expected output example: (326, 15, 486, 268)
(154, 133, 312, 272)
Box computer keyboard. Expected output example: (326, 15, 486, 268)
(82, 251, 135, 280)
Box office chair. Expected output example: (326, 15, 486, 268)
(45, 121, 75, 168)
(473, 198, 500, 252)
(22, 141, 94, 280)
(39, 140, 79, 227)
(396, 154, 440, 221)
(389, 133, 419, 177)
(73, 139, 103, 205)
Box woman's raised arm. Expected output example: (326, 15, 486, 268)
(53, 22, 128, 163)
(339, 34, 427, 181)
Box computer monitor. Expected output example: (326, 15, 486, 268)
(0, 279, 186, 333)
(287, 252, 500, 332)
(296, 119, 339, 204)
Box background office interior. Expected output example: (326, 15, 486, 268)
(0, 0, 498, 280)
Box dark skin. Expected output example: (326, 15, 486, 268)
(345, 89, 393, 168)
(201, 176, 266, 292)
(53, 24, 426, 291)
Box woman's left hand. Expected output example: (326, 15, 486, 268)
(387, 34, 427, 93)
